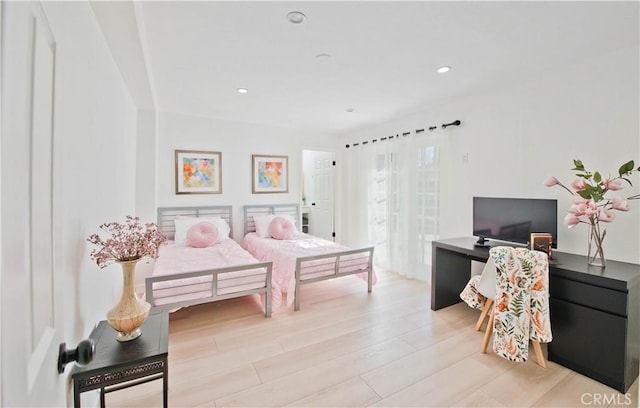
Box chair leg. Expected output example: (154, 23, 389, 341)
(481, 309, 495, 353)
(474, 298, 494, 331)
(532, 341, 547, 368)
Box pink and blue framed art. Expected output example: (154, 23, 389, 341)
(252, 154, 288, 194)
(175, 150, 222, 194)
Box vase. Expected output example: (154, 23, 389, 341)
(107, 259, 151, 341)
(587, 222, 606, 268)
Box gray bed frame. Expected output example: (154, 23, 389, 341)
(145, 206, 273, 317)
(243, 204, 374, 311)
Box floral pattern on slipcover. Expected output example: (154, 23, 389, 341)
(491, 246, 552, 362)
(460, 274, 486, 310)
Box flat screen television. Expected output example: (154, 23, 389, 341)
(473, 197, 558, 248)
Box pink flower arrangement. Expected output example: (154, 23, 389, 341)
(87, 215, 167, 268)
(545, 159, 639, 266)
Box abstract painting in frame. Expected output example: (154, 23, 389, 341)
(175, 150, 222, 194)
(252, 154, 288, 194)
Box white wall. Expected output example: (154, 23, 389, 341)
(157, 112, 340, 239)
(339, 45, 640, 264)
(136, 109, 157, 221)
(41, 0, 138, 395)
(302, 150, 314, 204)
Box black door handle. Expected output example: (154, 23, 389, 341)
(58, 338, 95, 373)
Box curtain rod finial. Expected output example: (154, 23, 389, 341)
(442, 120, 461, 129)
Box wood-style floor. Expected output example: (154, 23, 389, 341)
(108, 271, 638, 407)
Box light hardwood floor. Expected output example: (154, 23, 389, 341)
(108, 271, 638, 407)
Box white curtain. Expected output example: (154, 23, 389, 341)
(343, 133, 440, 280)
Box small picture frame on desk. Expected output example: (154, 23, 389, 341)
(530, 233, 553, 258)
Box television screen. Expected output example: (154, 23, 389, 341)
(473, 197, 558, 248)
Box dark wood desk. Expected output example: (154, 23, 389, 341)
(71, 311, 169, 407)
(432, 237, 639, 393)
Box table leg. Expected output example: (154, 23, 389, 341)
(73, 382, 80, 408)
(163, 360, 168, 408)
(431, 247, 472, 310)
(100, 388, 105, 408)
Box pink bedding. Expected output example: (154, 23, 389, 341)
(242, 232, 376, 306)
(151, 239, 281, 310)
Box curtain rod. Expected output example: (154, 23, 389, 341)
(345, 120, 461, 148)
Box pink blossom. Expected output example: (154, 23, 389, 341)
(572, 195, 586, 204)
(543, 176, 560, 187)
(548, 159, 639, 254)
(571, 178, 586, 191)
(564, 213, 581, 228)
(611, 197, 630, 211)
(604, 178, 625, 191)
(87, 215, 167, 268)
(583, 200, 598, 217)
(570, 200, 597, 217)
(567, 203, 583, 216)
(598, 208, 615, 223)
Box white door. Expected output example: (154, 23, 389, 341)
(1, 2, 65, 406)
(307, 151, 335, 241)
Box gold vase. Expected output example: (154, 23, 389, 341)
(107, 259, 151, 341)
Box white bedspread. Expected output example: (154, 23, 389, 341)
(151, 239, 281, 310)
(242, 232, 376, 306)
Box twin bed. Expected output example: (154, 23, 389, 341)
(145, 206, 275, 317)
(144, 204, 375, 315)
(242, 204, 375, 311)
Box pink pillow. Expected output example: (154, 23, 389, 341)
(268, 216, 295, 240)
(186, 222, 219, 248)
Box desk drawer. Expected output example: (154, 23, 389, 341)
(548, 297, 627, 392)
(550, 276, 627, 316)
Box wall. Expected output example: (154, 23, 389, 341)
(157, 111, 340, 239)
(136, 109, 157, 221)
(338, 45, 640, 265)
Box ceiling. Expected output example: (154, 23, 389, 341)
(92, 1, 639, 135)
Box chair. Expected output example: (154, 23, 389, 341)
(461, 246, 551, 368)
(473, 256, 496, 332)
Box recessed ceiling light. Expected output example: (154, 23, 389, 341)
(286, 11, 306, 24)
(346, 108, 354, 113)
(236, 88, 248, 94)
(315, 53, 331, 61)
(437, 66, 451, 73)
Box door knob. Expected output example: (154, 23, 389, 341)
(58, 339, 95, 373)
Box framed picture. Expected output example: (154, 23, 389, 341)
(175, 150, 222, 194)
(252, 154, 288, 194)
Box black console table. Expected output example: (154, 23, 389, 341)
(71, 311, 169, 407)
(432, 237, 639, 393)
